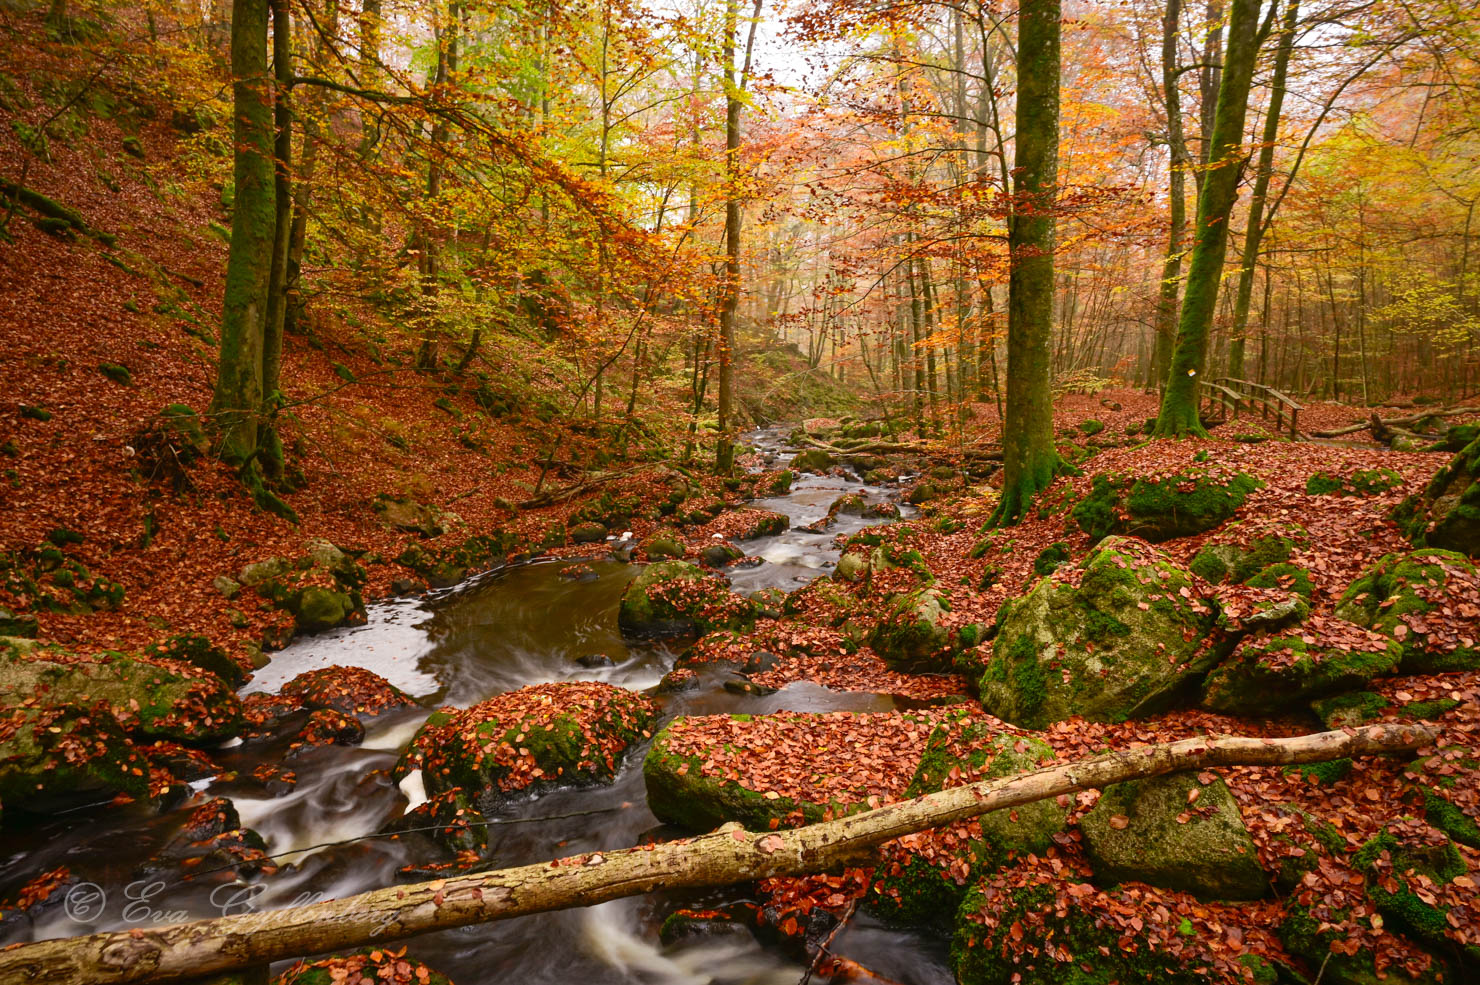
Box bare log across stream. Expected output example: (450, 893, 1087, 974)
(798, 435, 1004, 461)
(0, 723, 1435, 985)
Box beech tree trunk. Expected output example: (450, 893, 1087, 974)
(209, 0, 273, 465)
(1227, 0, 1298, 380)
(990, 0, 1063, 525)
(1155, 0, 1263, 436)
(0, 723, 1434, 985)
(1151, 0, 1189, 391)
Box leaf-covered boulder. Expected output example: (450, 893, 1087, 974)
(1334, 550, 1480, 672)
(870, 713, 1065, 926)
(1189, 519, 1308, 584)
(643, 710, 931, 832)
(1071, 468, 1263, 543)
(395, 681, 656, 810)
(1200, 631, 1402, 716)
(953, 876, 1240, 985)
(1, 642, 242, 744)
(977, 538, 1218, 728)
(0, 704, 151, 812)
(1080, 772, 1267, 900)
(386, 787, 488, 857)
(1391, 434, 1480, 557)
(732, 509, 790, 540)
(1306, 467, 1404, 498)
(239, 541, 367, 634)
(869, 587, 984, 673)
(282, 666, 417, 718)
(1351, 829, 1479, 971)
(788, 448, 835, 473)
(617, 560, 757, 639)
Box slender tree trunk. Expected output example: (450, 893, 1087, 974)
(1154, 0, 1263, 436)
(1152, 0, 1190, 391)
(1228, 0, 1297, 380)
(259, 0, 292, 476)
(989, 0, 1062, 525)
(357, 0, 382, 162)
(210, 0, 274, 465)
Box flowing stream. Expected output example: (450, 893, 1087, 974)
(0, 428, 953, 985)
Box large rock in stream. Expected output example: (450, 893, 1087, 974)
(617, 560, 758, 639)
(976, 537, 1218, 728)
(395, 681, 656, 810)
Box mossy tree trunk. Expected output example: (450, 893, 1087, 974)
(1154, 0, 1264, 437)
(1227, 0, 1297, 380)
(713, 0, 741, 476)
(210, 0, 274, 465)
(989, 0, 1063, 526)
(1150, 0, 1190, 391)
(259, 0, 292, 476)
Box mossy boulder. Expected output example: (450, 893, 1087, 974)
(1031, 541, 1072, 576)
(828, 493, 867, 517)
(789, 448, 836, 473)
(833, 553, 868, 583)
(640, 529, 686, 559)
(953, 881, 1212, 985)
(0, 703, 151, 812)
(869, 588, 981, 673)
(282, 666, 416, 717)
(618, 560, 759, 638)
(1392, 434, 1480, 557)
(1072, 469, 1263, 543)
(872, 716, 1065, 926)
(386, 786, 488, 856)
(1280, 902, 1446, 985)
(1352, 830, 1479, 970)
(1311, 690, 1389, 729)
(643, 711, 916, 831)
(1188, 520, 1308, 584)
(978, 538, 1217, 728)
(1306, 468, 1404, 498)
(0, 643, 243, 744)
(395, 681, 656, 809)
(240, 543, 367, 635)
(373, 494, 449, 538)
(142, 633, 245, 686)
(570, 521, 608, 544)
(1335, 550, 1480, 672)
(1200, 634, 1401, 716)
(1080, 772, 1266, 900)
(734, 509, 790, 540)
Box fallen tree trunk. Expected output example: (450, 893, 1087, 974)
(1311, 405, 1479, 439)
(0, 723, 1434, 985)
(799, 435, 1003, 461)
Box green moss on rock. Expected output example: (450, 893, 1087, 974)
(618, 560, 757, 639)
(1200, 635, 1400, 716)
(1335, 550, 1480, 672)
(1080, 772, 1267, 900)
(1390, 434, 1480, 557)
(1072, 469, 1263, 543)
(978, 538, 1216, 727)
(1306, 468, 1404, 497)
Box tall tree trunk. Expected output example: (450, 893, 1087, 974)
(714, 0, 742, 474)
(1152, 0, 1190, 391)
(260, 0, 292, 476)
(357, 0, 382, 162)
(1154, 0, 1263, 436)
(989, 0, 1062, 525)
(210, 0, 274, 465)
(1227, 0, 1297, 380)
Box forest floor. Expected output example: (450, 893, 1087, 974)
(5, 35, 1480, 985)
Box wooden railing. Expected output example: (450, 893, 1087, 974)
(1200, 377, 1303, 438)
